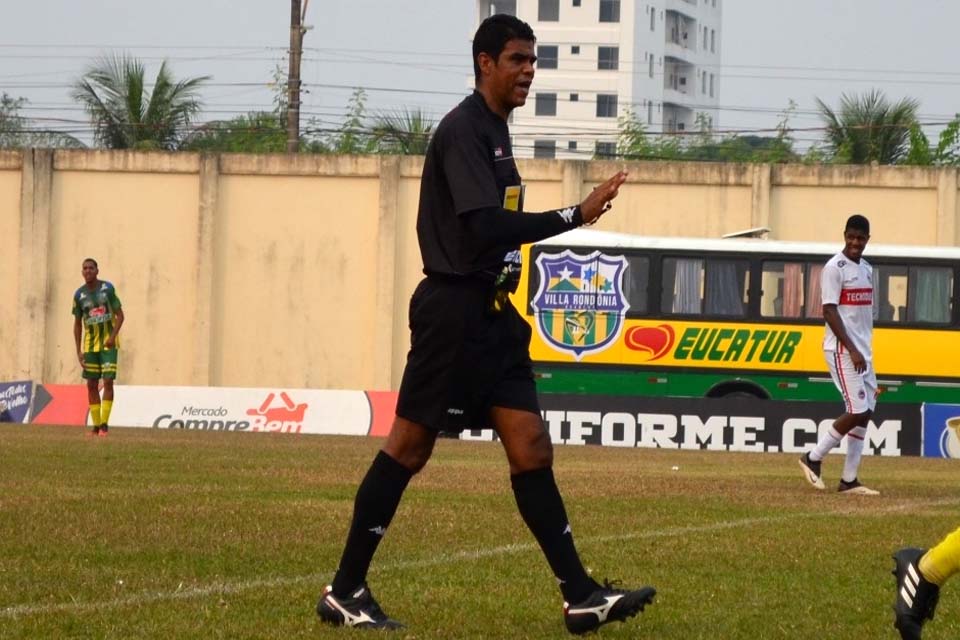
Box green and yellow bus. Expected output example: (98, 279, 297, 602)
(514, 229, 960, 404)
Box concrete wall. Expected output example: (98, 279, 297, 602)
(2, 149, 958, 390)
(0, 151, 23, 379)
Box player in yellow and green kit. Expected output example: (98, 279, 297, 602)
(72, 258, 124, 437)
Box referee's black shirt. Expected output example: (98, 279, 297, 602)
(416, 91, 522, 292)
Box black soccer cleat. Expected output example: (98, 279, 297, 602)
(837, 477, 879, 495)
(563, 580, 656, 635)
(892, 548, 940, 640)
(798, 452, 825, 490)
(317, 583, 404, 630)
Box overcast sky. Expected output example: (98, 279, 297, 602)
(2, 0, 959, 147)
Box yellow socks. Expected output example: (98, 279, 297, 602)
(919, 526, 960, 586)
(101, 400, 113, 426)
(90, 403, 101, 427)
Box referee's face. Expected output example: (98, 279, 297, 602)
(487, 38, 536, 115)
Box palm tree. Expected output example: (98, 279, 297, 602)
(72, 55, 209, 150)
(370, 107, 434, 155)
(815, 90, 919, 164)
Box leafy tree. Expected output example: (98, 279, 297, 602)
(616, 104, 798, 164)
(370, 107, 434, 155)
(815, 90, 919, 164)
(72, 55, 209, 150)
(0, 93, 84, 149)
(614, 108, 681, 160)
(332, 88, 375, 154)
(0, 93, 28, 146)
(181, 112, 287, 153)
(902, 116, 960, 166)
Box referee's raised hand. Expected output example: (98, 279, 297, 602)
(580, 170, 628, 225)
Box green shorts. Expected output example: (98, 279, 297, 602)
(82, 349, 118, 380)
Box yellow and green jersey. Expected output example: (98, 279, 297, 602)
(72, 281, 122, 353)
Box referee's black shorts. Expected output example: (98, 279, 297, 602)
(395, 276, 540, 432)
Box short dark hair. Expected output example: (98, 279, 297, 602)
(845, 214, 870, 235)
(83, 258, 98, 268)
(472, 14, 536, 83)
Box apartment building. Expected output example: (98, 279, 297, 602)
(474, 0, 722, 159)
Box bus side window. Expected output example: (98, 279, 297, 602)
(703, 259, 748, 316)
(875, 265, 908, 323)
(662, 257, 703, 314)
(761, 261, 804, 318)
(624, 256, 650, 314)
(804, 262, 824, 319)
(909, 266, 953, 323)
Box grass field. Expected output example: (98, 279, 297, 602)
(0, 425, 957, 639)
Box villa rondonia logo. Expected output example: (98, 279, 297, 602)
(532, 250, 630, 360)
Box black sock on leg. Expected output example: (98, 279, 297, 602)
(511, 466, 597, 603)
(331, 450, 413, 597)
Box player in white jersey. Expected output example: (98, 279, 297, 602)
(799, 214, 880, 495)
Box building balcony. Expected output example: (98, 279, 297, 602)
(663, 87, 696, 107)
(664, 40, 695, 63)
(665, 0, 698, 20)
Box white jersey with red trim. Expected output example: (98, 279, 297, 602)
(821, 252, 874, 360)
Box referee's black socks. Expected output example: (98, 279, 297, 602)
(331, 450, 412, 597)
(511, 466, 597, 604)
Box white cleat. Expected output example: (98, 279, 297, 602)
(798, 454, 826, 490)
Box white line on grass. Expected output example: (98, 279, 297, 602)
(2, 496, 956, 619)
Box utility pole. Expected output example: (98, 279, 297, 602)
(286, 0, 308, 153)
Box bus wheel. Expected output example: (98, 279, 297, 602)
(723, 390, 763, 399)
(706, 383, 769, 399)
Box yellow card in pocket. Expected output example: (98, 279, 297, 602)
(503, 184, 525, 212)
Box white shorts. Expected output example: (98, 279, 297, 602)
(825, 350, 877, 414)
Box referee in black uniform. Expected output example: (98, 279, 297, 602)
(318, 14, 655, 634)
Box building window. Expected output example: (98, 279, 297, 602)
(648, 102, 653, 124)
(596, 94, 618, 118)
(573, 0, 581, 5)
(702, 72, 707, 95)
(703, 26, 708, 50)
(598, 46, 619, 70)
(537, 45, 558, 69)
(538, 0, 559, 21)
(568, 140, 578, 150)
(571, 45, 580, 54)
(709, 74, 714, 97)
(534, 139, 557, 158)
(677, 122, 685, 131)
(570, 93, 579, 102)
(650, 6, 656, 30)
(599, 0, 620, 22)
(711, 29, 716, 53)
(595, 141, 617, 158)
(536, 93, 558, 116)
(648, 55, 654, 78)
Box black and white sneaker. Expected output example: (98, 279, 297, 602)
(317, 583, 404, 630)
(563, 581, 656, 635)
(892, 548, 940, 640)
(798, 452, 825, 490)
(837, 478, 879, 495)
